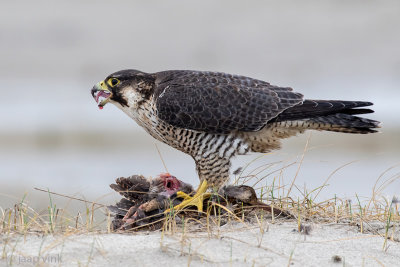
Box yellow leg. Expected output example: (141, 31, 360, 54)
(166, 180, 210, 213)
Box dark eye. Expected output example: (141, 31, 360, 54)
(108, 78, 120, 87)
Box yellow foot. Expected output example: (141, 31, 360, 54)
(165, 180, 210, 213)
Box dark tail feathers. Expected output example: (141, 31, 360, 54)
(275, 100, 380, 134)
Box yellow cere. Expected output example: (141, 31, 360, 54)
(99, 80, 109, 90)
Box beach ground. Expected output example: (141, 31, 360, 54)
(2, 220, 399, 267)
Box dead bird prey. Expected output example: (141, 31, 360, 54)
(92, 69, 380, 213)
(108, 173, 193, 230)
(108, 173, 287, 230)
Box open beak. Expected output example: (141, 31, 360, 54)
(91, 81, 112, 109)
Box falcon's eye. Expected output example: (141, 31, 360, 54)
(107, 78, 120, 87)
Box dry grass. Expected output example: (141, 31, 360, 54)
(1, 143, 399, 262)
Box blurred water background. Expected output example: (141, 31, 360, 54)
(0, 1, 399, 212)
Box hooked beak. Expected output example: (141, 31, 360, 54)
(91, 81, 112, 109)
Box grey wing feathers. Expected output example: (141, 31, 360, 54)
(154, 70, 303, 134)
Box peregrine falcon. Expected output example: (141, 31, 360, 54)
(91, 69, 380, 211)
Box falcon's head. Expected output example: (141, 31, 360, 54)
(91, 69, 155, 110)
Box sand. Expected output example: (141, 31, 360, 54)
(1, 221, 399, 267)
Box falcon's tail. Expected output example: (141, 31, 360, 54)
(274, 100, 380, 134)
(243, 100, 379, 153)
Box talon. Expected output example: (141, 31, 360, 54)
(165, 180, 210, 213)
(176, 191, 192, 200)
